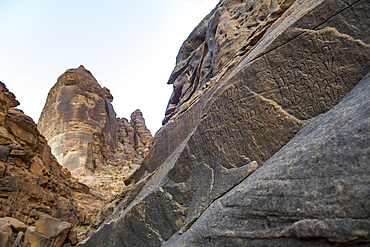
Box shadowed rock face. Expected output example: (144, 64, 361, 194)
(81, 0, 370, 246)
(163, 0, 300, 125)
(38, 66, 152, 200)
(0, 82, 95, 227)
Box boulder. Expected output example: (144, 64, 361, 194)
(4, 217, 27, 232)
(23, 226, 51, 247)
(34, 215, 72, 246)
(0, 218, 12, 247)
(23, 216, 73, 247)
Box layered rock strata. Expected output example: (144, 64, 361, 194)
(0, 82, 95, 227)
(38, 66, 152, 199)
(81, 0, 370, 246)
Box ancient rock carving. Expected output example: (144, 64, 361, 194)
(164, 0, 300, 125)
(164, 72, 370, 246)
(81, 0, 370, 246)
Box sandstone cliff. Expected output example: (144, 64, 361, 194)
(81, 0, 370, 246)
(117, 110, 152, 169)
(38, 66, 152, 200)
(0, 82, 95, 227)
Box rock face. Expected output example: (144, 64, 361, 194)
(163, 72, 370, 246)
(81, 0, 370, 246)
(0, 82, 94, 227)
(38, 66, 152, 199)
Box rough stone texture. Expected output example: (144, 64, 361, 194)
(38, 66, 152, 200)
(1, 215, 78, 247)
(80, 0, 370, 246)
(163, 0, 300, 125)
(164, 72, 370, 246)
(21, 215, 74, 247)
(67, 230, 78, 245)
(0, 218, 12, 247)
(84, 183, 132, 237)
(12, 231, 24, 247)
(34, 215, 72, 247)
(23, 226, 52, 247)
(4, 217, 27, 232)
(0, 82, 95, 227)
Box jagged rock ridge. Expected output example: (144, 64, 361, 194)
(80, 0, 370, 246)
(38, 65, 152, 200)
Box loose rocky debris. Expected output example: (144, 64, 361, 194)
(0, 215, 80, 247)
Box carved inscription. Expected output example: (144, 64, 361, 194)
(240, 27, 370, 119)
(181, 81, 302, 169)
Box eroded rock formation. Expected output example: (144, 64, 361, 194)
(81, 0, 370, 246)
(0, 82, 95, 227)
(117, 110, 152, 169)
(38, 66, 152, 199)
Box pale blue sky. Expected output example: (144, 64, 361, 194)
(0, 0, 219, 134)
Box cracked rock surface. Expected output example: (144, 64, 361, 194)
(80, 0, 370, 246)
(164, 71, 370, 246)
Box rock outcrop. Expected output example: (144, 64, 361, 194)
(38, 66, 152, 200)
(80, 0, 370, 246)
(23, 215, 72, 247)
(0, 82, 95, 227)
(117, 110, 153, 171)
(1, 215, 79, 247)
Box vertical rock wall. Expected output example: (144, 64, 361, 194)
(38, 66, 152, 199)
(0, 82, 95, 227)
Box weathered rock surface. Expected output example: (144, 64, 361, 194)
(0, 82, 95, 227)
(0, 215, 76, 247)
(117, 110, 152, 174)
(80, 0, 370, 246)
(163, 71, 370, 246)
(0, 215, 82, 247)
(38, 66, 152, 200)
(0, 218, 12, 247)
(4, 217, 27, 232)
